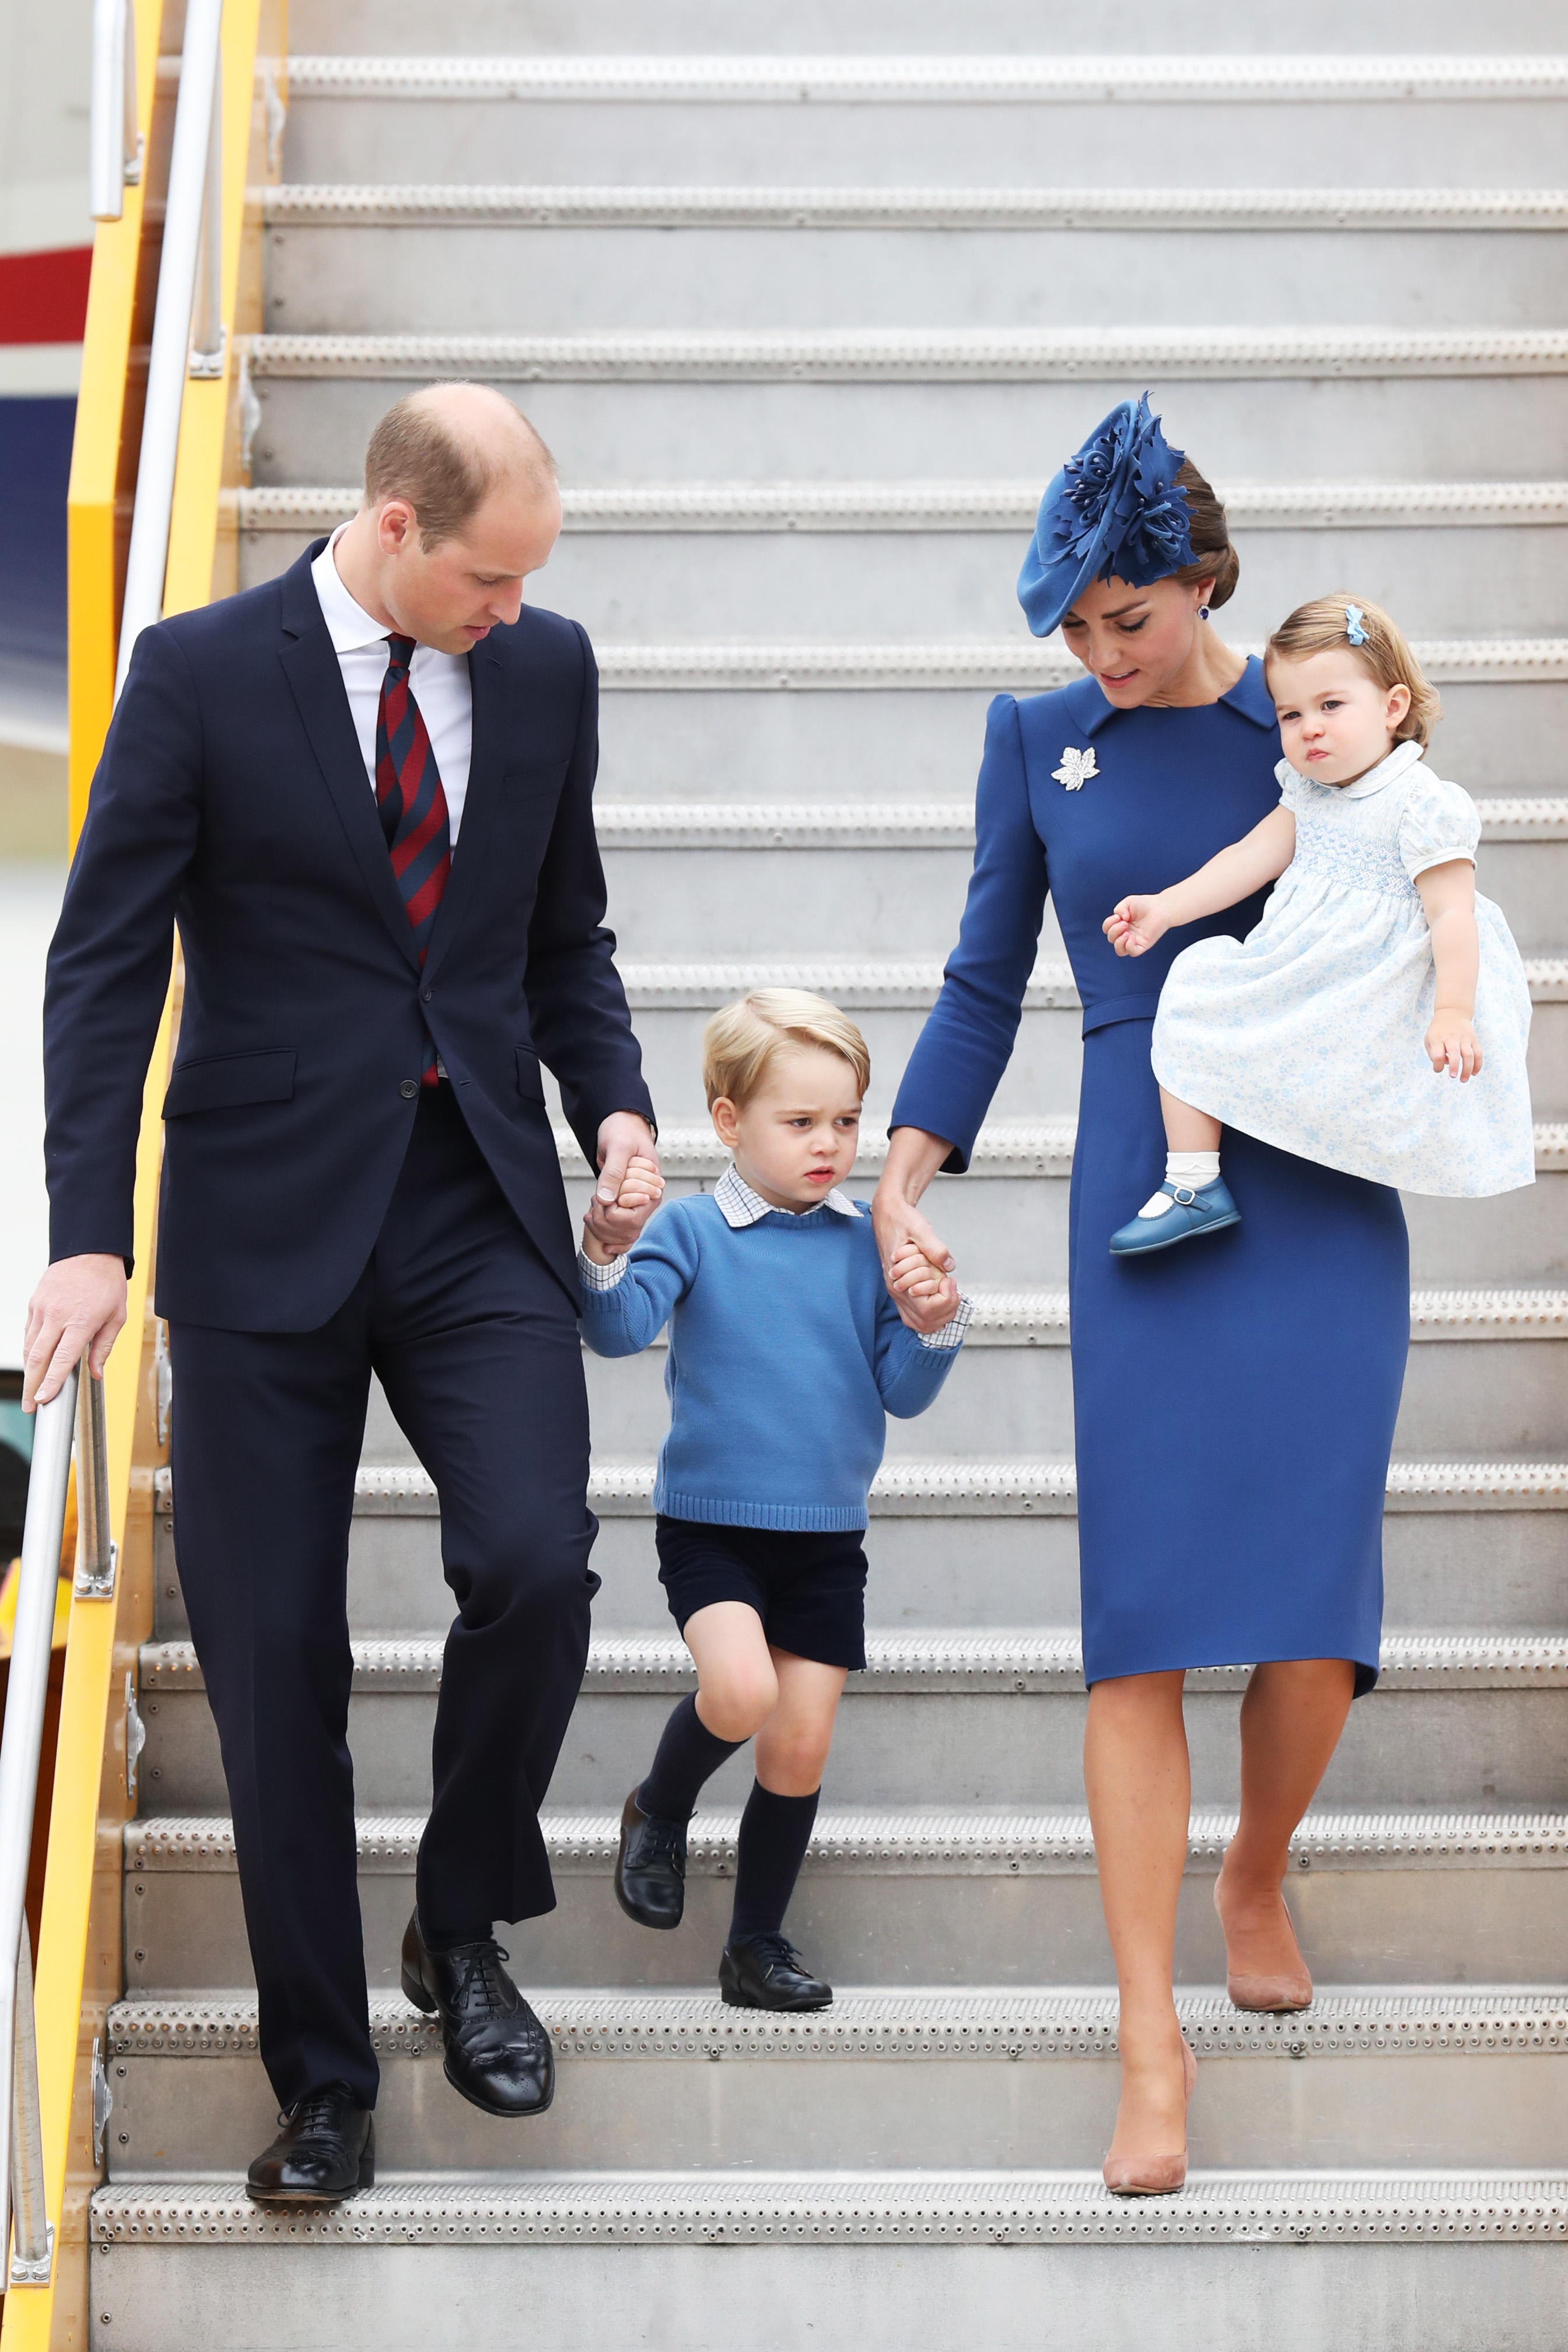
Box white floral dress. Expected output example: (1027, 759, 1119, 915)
(1151, 740, 1535, 1196)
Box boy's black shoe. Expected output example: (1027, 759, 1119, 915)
(615, 1787, 687, 1929)
(246, 2084, 374, 2206)
(720, 1931, 833, 2011)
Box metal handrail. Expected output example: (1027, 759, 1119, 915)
(115, 0, 227, 695)
(0, 1363, 113, 2287)
(89, 0, 143, 221)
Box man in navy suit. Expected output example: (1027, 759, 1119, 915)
(26, 384, 661, 2203)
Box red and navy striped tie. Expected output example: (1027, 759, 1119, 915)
(375, 632, 452, 1086)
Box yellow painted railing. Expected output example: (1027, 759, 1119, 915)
(9, 5, 282, 2341)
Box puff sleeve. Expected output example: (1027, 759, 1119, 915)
(1398, 769, 1480, 883)
(1273, 759, 1307, 814)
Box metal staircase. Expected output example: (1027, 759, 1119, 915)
(88, 1, 1568, 2341)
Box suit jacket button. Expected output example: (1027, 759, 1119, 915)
(400, 1079, 418, 1099)
(421, 987, 433, 1002)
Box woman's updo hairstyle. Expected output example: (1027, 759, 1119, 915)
(1265, 594, 1441, 750)
(1168, 460, 1239, 611)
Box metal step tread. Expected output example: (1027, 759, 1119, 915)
(89, 2168, 1568, 2246)
(548, 1119, 1568, 1177)
(151, 1456, 1568, 1517)
(609, 957, 1568, 1005)
(136, 1629, 1568, 1696)
(104, 1983, 1568, 2061)
(237, 480, 1568, 533)
(571, 638, 1568, 689)
(276, 54, 1568, 105)
(594, 798, 1568, 842)
(566, 1279, 1568, 1333)
(243, 326, 1568, 380)
(261, 183, 1568, 230)
(134, 1286, 1568, 1361)
(123, 1805, 1568, 1874)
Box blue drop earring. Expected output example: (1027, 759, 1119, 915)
(1198, 605, 1211, 621)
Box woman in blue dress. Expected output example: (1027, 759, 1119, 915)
(873, 400, 1408, 2194)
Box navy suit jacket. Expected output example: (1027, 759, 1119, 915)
(44, 542, 655, 1329)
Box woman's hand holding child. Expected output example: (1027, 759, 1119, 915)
(888, 1237, 963, 1336)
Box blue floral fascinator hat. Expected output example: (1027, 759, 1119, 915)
(1017, 394, 1194, 637)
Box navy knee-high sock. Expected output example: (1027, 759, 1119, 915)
(638, 1692, 744, 1823)
(728, 1782, 820, 1943)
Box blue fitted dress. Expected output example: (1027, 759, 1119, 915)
(891, 660, 1408, 1694)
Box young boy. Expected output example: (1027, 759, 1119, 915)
(578, 989, 969, 2010)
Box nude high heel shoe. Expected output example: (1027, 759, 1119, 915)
(1214, 1875, 1313, 2013)
(1102, 2039, 1196, 2197)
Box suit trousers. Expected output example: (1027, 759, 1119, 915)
(166, 1083, 598, 2109)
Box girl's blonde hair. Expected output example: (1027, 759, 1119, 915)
(702, 990, 870, 1111)
(1264, 593, 1442, 749)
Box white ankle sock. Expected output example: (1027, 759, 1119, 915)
(1136, 1151, 1222, 1219)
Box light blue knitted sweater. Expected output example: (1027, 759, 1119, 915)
(578, 1191, 965, 1531)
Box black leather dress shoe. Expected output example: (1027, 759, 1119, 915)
(246, 2084, 374, 2207)
(614, 1787, 687, 1930)
(719, 1931, 834, 2011)
(401, 1910, 555, 2117)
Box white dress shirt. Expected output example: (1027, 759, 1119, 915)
(310, 525, 474, 842)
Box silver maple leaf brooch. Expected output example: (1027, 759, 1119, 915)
(1052, 745, 1098, 792)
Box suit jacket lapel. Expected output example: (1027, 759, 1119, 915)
(419, 639, 510, 985)
(276, 545, 422, 975)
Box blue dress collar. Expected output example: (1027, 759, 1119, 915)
(1057, 654, 1279, 739)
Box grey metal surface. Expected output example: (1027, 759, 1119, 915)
(243, 508, 1568, 639)
(120, 1807, 1568, 1993)
(244, 325, 1568, 382)
(262, 218, 1568, 338)
(89, 2164, 1568, 2242)
(79, 2234, 1568, 2352)
(253, 374, 1568, 526)
(279, 96, 1568, 197)
(100, 1989, 1568, 2175)
(148, 1493, 1568, 1640)
(132, 1630, 1568, 1812)
(285, 0, 1568, 47)
(236, 480, 1568, 531)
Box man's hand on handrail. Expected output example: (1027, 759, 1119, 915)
(22, 1254, 128, 1410)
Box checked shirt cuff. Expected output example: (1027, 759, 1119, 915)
(578, 1248, 632, 1290)
(917, 1292, 974, 1350)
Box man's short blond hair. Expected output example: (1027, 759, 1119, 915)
(701, 991, 870, 1111)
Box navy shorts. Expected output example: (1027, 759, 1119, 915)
(654, 1517, 869, 1672)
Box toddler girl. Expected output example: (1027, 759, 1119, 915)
(1103, 594, 1534, 1253)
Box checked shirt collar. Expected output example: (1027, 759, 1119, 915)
(713, 1164, 863, 1228)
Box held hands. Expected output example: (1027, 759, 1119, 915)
(582, 1125, 664, 1265)
(1103, 894, 1171, 959)
(1426, 1007, 1483, 1083)
(887, 1237, 963, 1336)
(870, 1141, 961, 1336)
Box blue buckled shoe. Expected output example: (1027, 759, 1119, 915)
(1110, 1178, 1240, 1257)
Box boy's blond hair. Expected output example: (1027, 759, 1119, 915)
(1264, 593, 1442, 750)
(702, 990, 870, 1111)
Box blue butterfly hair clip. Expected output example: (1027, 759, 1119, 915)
(1018, 393, 1195, 638)
(1345, 604, 1368, 645)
